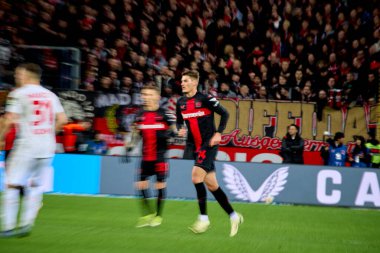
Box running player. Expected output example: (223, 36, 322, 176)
(176, 70, 243, 237)
(128, 84, 176, 228)
(0, 63, 67, 237)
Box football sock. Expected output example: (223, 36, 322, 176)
(194, 182, 207, 215)
(140, 189, 152, 215)
(211, 187, 234, 216)
(2, 187, 20, 231)
(229, 211, 239, 221)
(156, 188, 165, 216)
(20, 186, 43, 227)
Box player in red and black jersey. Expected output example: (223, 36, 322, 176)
(176, 70, 243, 237)
(129, 84, 176, 228)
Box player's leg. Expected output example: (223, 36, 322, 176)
(1, 153, 31, 237)
(204, 171, 243, 237)
(150, 181, 166, 227)
(18, 158, 51, 236)
(188, 165, 210, 233)
(137, 161, 154, 215)
(135, 179, 155, 228)
(192, 166, 208, 216)
(150, 162, 168, 227)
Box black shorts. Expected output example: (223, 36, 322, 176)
(139, 160, 169, 182)
(194, 145, 218, 172)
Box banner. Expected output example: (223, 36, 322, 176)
(97, 156, 380, 209)
(55, 89, 95, 121)
(49, 91, 379, 165)
(93, 92, 139, 135)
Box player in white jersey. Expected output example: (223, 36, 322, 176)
(0, 63, 67, 237)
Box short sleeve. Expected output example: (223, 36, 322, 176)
(5, 90, 22, 114)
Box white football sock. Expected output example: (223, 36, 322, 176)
(2, 188, 20, 231)
(199, 214, 209, 222)
(229, 211, 239, 221)
(20, 186, 43, 227)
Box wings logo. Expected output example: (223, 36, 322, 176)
(222, 164, 289, 202)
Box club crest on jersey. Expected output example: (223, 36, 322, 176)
(195, 101, 202, 108)
(180, 105, 186, 110)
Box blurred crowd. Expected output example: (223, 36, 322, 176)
(0, 0, 380, 116)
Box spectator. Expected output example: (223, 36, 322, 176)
(321, 132, 347, 167)
(255, 86, 272, 100)
(86, 131, 108, 155)
(348, 136, 370, 168)
(218, 82, 236, 98)
(62, 119, 91, 154)
(0, 0, 379, 120)
(365, 133, 380, 168)
(316, 90, 328, 120)
(300, 85, 315, 102)
(237, 84, 252, 99)
(280, 124, 304, 164)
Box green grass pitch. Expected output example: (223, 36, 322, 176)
(1, 194, 379, 253)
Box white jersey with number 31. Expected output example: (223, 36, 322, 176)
(6, 84, 64, 158)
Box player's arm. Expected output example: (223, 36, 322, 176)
(52, 94, 68, 132)
(125, 123, 140, 150)
(205, 96, 229, 146)
(164, 112, 178, 137)
(0, 113, 17, 149)
(55, 112, 68, 133)
(176, 99, 187, 137)
(0, 92, 20, 149)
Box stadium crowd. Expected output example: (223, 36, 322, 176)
(0, 0, 379, 111)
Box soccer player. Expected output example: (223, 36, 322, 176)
(176, 70, 243, 237)
(128, 84, 175, 228)
(0, 63, 67, 237)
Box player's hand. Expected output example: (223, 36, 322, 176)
(80, 122, 91, 129)
(0, 140, 4, 151)
(120, 147, 132, 163)
(178, 127, 187, 137)
(209, 132, 221, 147)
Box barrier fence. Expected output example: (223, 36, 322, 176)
(43, 154, 380, 209)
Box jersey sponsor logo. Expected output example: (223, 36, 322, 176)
(27, 92, 50, 98)
(33, 128, 53, 135)
(223, 163, 289, 203)
(137, 123, 167, 130)
(182, 110, 207, 119)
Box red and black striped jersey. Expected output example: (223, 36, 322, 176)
(176, 92, 229, 151)
(135, 108, 175, 161)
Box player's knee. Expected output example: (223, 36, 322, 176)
(135, 181, 149, 190)
(155, 182, 166, 189)
(205, 181, 219, 191)
(192, 175, 203, 184)
(206, 184, 219, 192)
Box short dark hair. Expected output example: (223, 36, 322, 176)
(182, 70, 199, 81)
(141, 83, 160, 93)
(17, 63, 42, 79)
(334, 132, 345, 141)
